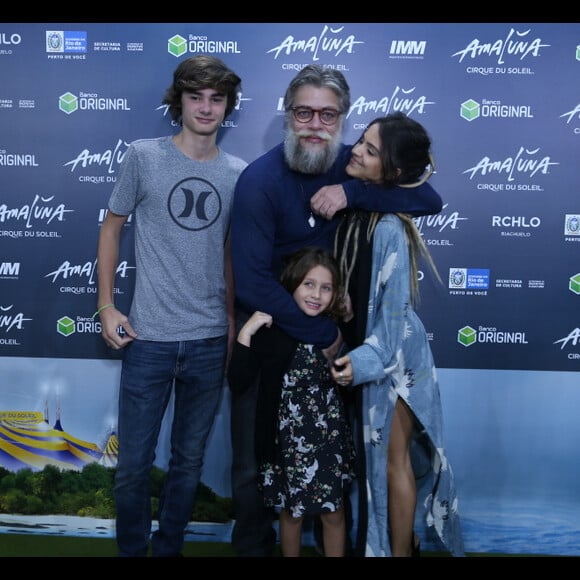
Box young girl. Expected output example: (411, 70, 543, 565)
(331, 113, 465, 557)
(227, 246, 355, 557)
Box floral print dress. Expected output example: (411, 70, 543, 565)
(259, 342, 356, 518)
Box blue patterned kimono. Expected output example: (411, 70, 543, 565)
(347, 213, 465, 557)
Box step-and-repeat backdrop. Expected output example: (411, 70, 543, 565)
(1, 22, 579, 555)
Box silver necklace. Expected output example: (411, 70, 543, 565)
(301, 183, 316, 228)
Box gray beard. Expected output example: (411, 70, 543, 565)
(283, 130, 342, 175)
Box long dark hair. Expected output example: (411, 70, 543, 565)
(335, 113, 441, 306)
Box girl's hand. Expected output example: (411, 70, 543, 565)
(237, 311, 272, 346)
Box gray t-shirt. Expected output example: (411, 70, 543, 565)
(108, 135, 247, 341)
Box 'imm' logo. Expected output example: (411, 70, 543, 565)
(0, 262, 20, 277)
(389, 40, 426, 57)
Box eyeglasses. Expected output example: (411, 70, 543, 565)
(290, 106, 341, 126)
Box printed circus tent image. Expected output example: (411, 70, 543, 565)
(0, 402, 118, 472)
(99, 427, 118, 468)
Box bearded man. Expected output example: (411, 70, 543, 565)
(229, 64, 442, 557)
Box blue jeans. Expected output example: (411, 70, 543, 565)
(114, 337, 226, 557)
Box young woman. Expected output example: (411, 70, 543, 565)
(228, 246, 355, 557)
(331, 113, 465, 557)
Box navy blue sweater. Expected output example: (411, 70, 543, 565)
(231, 143, 442, 349)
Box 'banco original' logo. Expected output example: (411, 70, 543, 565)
(58, 91, 130, 115)
(458, 326, 477, 347)
(59, 92, 78, 114)
(56, 314, 104, 337)
(57, 316, 75, 337)
(168, 35, 187, 57)
(458, 324, 528, 346)
(460, 99, 479, 121)
(570, 273, 580, 295)
(461, 97, 533, 122)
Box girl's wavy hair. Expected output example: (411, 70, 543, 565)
(280, 246, 347, 321)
